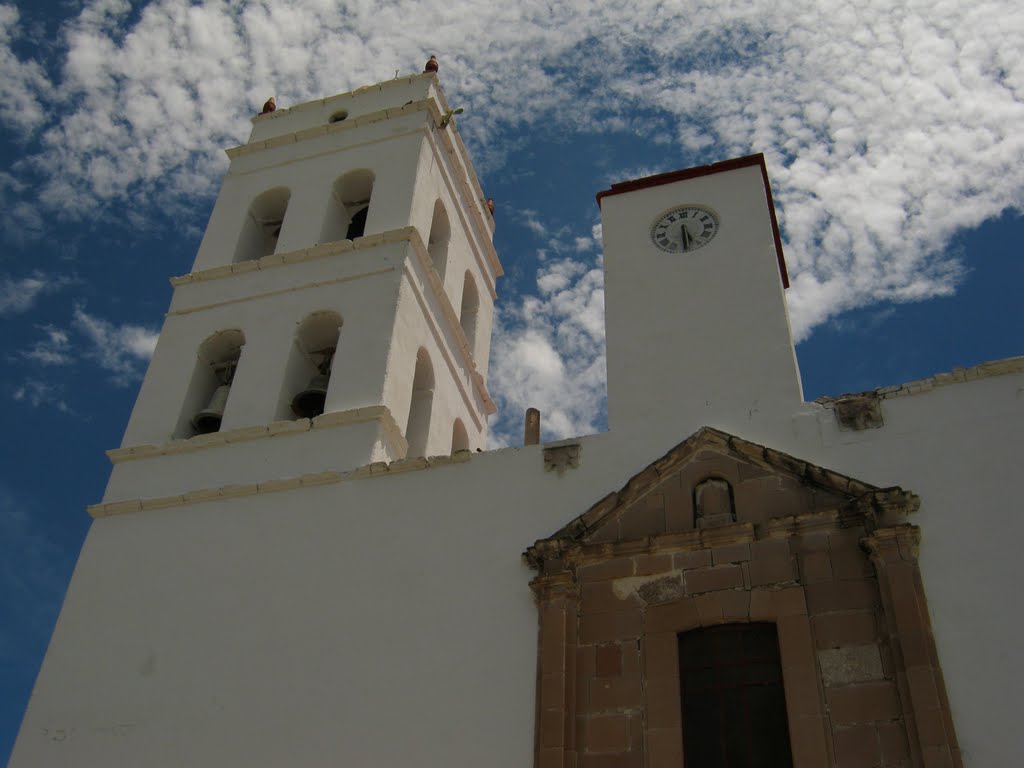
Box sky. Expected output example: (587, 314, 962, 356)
(0, 0, 1022, 760)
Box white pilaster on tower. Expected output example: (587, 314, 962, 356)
(106, 74, 501, 503)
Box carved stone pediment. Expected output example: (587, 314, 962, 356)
(525, 427, 918, 570)
(522, 427, 958, 768)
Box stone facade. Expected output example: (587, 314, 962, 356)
(526, 429, 959, 768)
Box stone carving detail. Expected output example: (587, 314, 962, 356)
(832, 394, 884, 430)
(694, 477, 735, 528)
(544, 443, 581, 475)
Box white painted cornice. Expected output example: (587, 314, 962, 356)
(169, 227, 409, 289)
(88, 448, 474, 519)
(106, 404, 407, 464)
(166, 226, 495, 414)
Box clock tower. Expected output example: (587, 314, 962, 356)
(597, 154, 805, 441)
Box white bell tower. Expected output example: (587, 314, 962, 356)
(106, 73, 500, 502)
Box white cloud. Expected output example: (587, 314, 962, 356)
(0, 272, 70, 315)
(11, 378, 72, 412)
(0, 5, 53, 134)
(23, 325, 72, 366)
(521, 209, 548, 239)
(0, 273, 47, 315)
(9, 308, 159, 410)
(0, 0, 1021, 412)
(489, 238, 607, 445)
(71, 305, 159, 385)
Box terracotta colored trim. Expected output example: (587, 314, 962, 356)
(594, 153, 790, 288)
(596, 154, 768, 203)
(758, 158, 791, 288)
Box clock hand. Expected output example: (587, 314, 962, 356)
(680, 223, 692, 251)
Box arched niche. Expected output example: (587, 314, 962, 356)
(175, 329, 246, 438)
(693, 476, 736, 528)
(405, 348, 435, 458)
(320, 169, 374, 244)
(459, 271, 480, 354)
(276, 311, 343, 421)
(234, 187, 290, 263)
(427, 199, 451, 281)
(451, 418, 469, 453)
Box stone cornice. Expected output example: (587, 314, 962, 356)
(169, 227, 411, 288)
(816, 355, 1024, 407)
(106, 405, 406, 464)
(540, 427, 887, 545)
(862, 524, 922, 565)
(165, 225, 494, 415)
(524, 426, 921, 573)
(89, 448, 475, 519)
(529, 571, 580, 602)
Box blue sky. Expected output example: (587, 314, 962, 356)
(1, 0, 1022, 760)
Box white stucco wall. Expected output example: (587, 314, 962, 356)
(803, 370, 1024, 767)
(13, 365, 1024, 767)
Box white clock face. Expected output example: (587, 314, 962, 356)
(651, 206, 720, 253)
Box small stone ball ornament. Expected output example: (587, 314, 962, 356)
(424, 55, 439, 73)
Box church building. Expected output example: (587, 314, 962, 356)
(10, 72, 1023, 767)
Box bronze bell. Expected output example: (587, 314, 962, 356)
(291, 372, 329, 419)
(192, 384, 231, 434)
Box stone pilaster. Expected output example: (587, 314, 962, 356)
(864, 526, 961, 768)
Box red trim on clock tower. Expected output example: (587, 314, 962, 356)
(596, 153, 790, 289)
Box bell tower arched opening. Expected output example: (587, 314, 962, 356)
(320, 170, 374, 244)
(175, 329, 246, 438)
(234, 187, 290, 263)
(451, 418, 469, 453)
(405, 348, 435, 458)
(427, 199, 451, 282)
(459, 271, 480, 355)
(277, 311, 343, 421)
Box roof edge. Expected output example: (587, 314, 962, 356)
(595, 153, 789, 288)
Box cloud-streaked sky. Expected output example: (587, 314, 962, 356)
(1, 0, 1022, 759)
